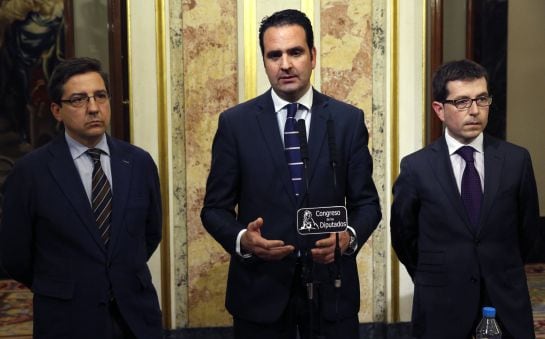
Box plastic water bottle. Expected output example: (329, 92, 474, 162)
(475, 306, 502, 338)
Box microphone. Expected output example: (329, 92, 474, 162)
(327, 119, 338, 189)
(327, 119, 343, 289)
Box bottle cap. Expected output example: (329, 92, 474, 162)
(482, 306, 496, 317)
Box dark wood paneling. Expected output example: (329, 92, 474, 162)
(107, 0, 130, 142)
(428, 0, 444, 144)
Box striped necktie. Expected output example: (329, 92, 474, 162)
(456, 146, 482, 228)
(284, 103, 304, 196)
(87, 148, 112, 245)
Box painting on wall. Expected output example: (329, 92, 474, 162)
(0, 0, 67, 154)
(0, 0, 71, 226)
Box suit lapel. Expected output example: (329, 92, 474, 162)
(47, 136, 106, 252)
(428, 138, 474, 232)
(255, 92, 298, 206)
(107, 137, 132, 253)
(478, 135, 503, 235)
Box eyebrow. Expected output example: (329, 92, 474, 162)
(67, 90, 107, 97)
(449, 92, 489, 100)
(265, 46, 306, 58)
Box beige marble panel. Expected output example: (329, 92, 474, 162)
(320, 0, 386, 323)
(183, 0, 238, 327)
(371, 0, 388, 322)
(169, 0, 187, 327)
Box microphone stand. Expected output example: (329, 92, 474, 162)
(297, 119, 316, 339)
(327, 119, 343, 332)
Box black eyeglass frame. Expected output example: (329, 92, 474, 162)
(60, 92, 110, 107)
(442, 96, 493, 110)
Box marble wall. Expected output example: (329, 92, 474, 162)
(319, 0, 386, 322)
(172, 0, 387, 327)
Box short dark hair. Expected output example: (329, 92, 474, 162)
(258, 9, 314, 56)
(432, 59, 489, 102)
(48, 57, 110, 104)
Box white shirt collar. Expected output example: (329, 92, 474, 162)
(445, 129, 484, 156)
(271, 87, 314, 113)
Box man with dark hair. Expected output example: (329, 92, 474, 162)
(0, 57, 163, 338)
(391, 59, 539, 338)
(201, 8, 381, 339)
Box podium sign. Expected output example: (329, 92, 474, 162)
(296, 206, 348, 235)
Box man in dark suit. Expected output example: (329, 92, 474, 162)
(201, 9, 381, 339)
(0, 57, 163, 338)
(391, 59, 540, 338)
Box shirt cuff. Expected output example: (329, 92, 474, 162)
(236, 229, 252, 258)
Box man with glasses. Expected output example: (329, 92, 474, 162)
(391, 59, 539, 338)
(0, 57, 163, 338)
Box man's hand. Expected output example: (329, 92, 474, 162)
(240, 218, 295, 261)
(310, 231, 351, 264)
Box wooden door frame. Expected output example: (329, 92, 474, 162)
(107, 0, 130, 142)
(428, 0, 444, 143)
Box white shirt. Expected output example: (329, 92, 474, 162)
(271, 87, 313, 144)
(444, 129, 485, 193)
(66, 133, 112, 204)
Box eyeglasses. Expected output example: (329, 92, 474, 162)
(443, 96, 492, 110)
(60, 91, 110, 108)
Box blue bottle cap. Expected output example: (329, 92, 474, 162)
(482, 306, 496, 317)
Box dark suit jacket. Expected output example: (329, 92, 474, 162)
(391, 134, 540, 339)
(0, 134, 163, 339)
(201, 89, 381, 323)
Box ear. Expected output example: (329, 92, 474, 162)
(311, 47, 317, 69)
(432, 101, 445, 122)
(50, 102, 63, 122)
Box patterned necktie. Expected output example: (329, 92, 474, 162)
(284, 103, 304, 196)
(87, 148, 112, 245)
(456, 146, 483, 227)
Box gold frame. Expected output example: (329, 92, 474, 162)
(390, 0, 400, 323)
(154, 0, 172, 329)
(243, 1, 257, 100)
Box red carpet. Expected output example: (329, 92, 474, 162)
(527, 263, 545, 337)
(0, 264, 544, 338)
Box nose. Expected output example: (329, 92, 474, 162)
(468, 99, 479, 115)
(87, 96, 100, 113)
(279, 54, 291, 70)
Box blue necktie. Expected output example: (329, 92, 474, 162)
(284, 103, 304, 196)
(456, 146, 482, 227)
(87, 148, 112, 245)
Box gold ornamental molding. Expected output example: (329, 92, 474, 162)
(154, 0, 172, 329)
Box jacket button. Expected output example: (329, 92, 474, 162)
(470, 277, 478, 283)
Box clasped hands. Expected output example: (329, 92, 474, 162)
(240, 217, 350, 264)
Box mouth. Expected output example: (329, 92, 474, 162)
(86, 120, 104, 127)
(279, 75, 297, 83)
